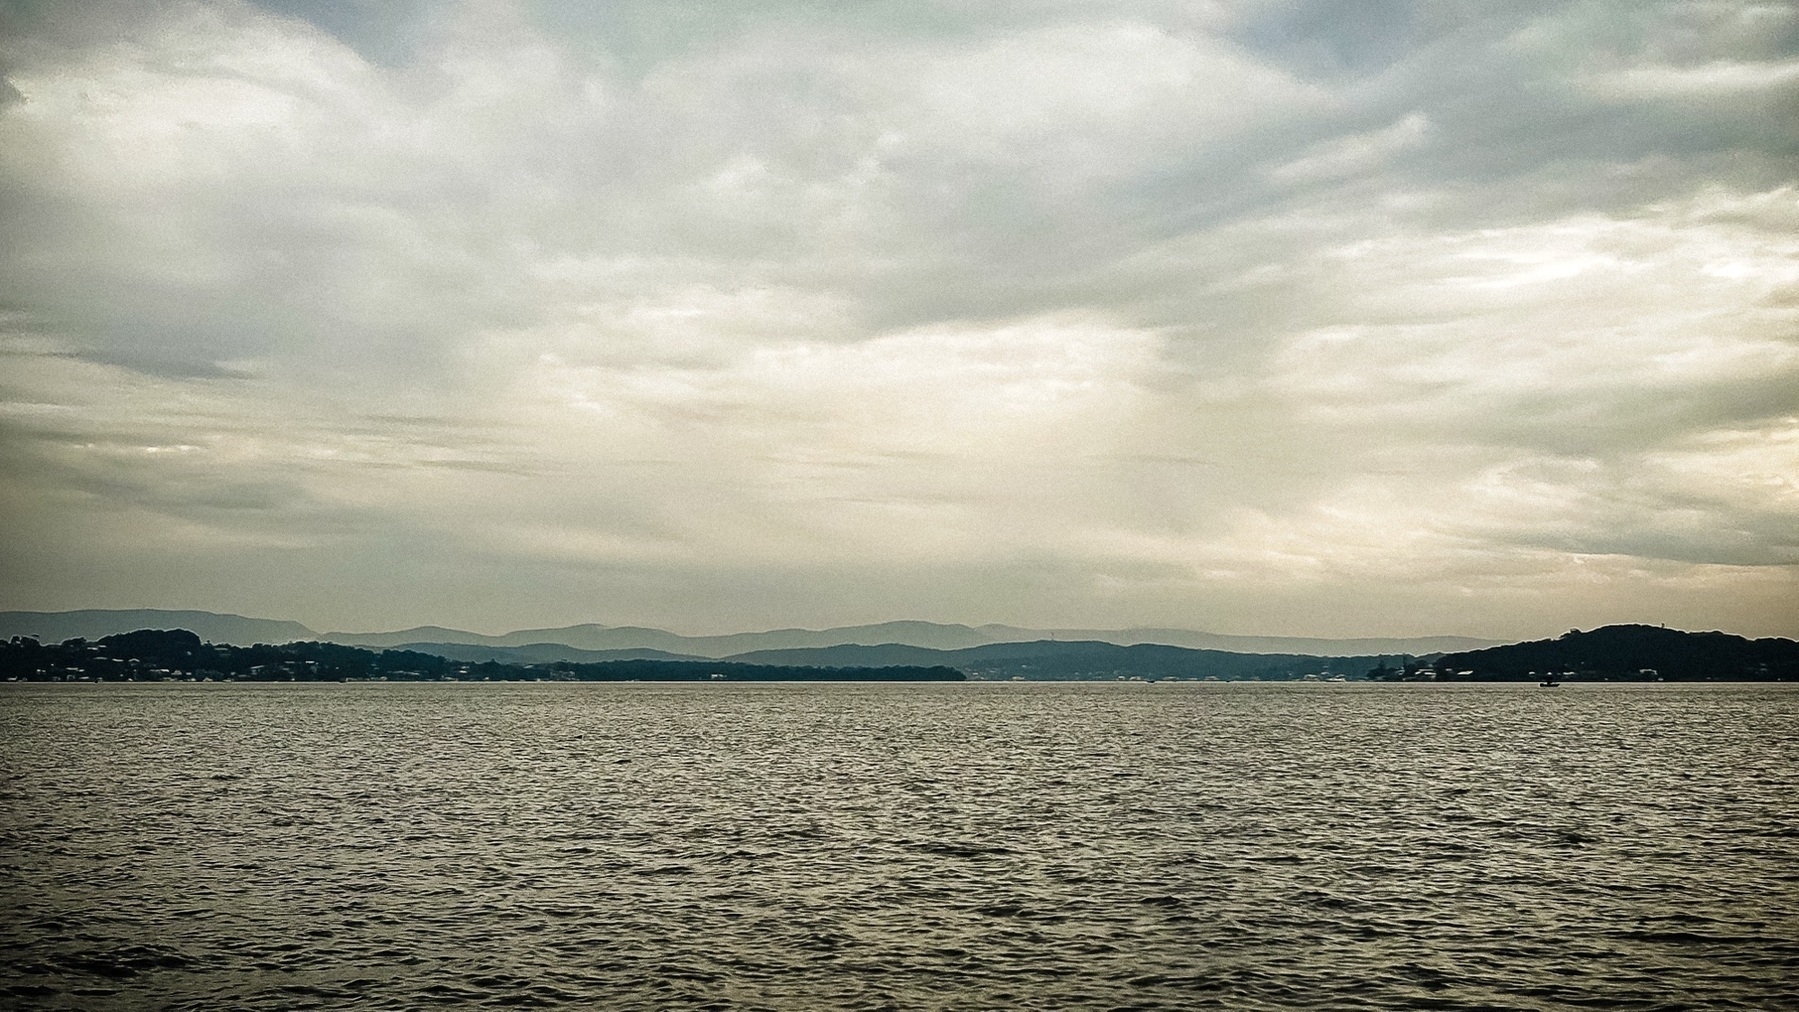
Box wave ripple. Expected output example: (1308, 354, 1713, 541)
(3, 681, 1796, 1010)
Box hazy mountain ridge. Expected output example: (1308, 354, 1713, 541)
(972, 626, 1494, 656)
(0, 610, 316, 647)
(722, 641, 1396, 681)
(336, 620, 1008, 654)
(393, 642, 698, 664)
(392, 639, 1407, 681)
(3, 610, 1495, 657)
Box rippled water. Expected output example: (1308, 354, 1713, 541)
(2, 681, 1796, 1010)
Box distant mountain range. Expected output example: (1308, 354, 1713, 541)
(0, 609, 1496, 658)
(2, 611, 1789, 682)
(382, 638, 1397, 679)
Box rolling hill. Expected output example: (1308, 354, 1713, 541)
(3, 609, 1493, 659)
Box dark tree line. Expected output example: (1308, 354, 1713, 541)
(1433, 625, 1798, 681)
(0, 630, 964, 683)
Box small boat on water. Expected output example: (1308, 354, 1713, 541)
(1539, 677, 1561, 688)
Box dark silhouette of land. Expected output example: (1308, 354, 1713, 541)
(1, 623, 1791, 684)
(718, 640, 1392, 681)
(0, 630, 964, 683)
(0, 629, 1411, 682)
(1427, 624, 1798, 682)
(0, 609, 1495, 658)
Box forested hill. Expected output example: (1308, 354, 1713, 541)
(723, 640, 1393, 681)
(1435, 625, 1798, 681)
(3, 628, 1427, 682)
(0, 630, 963, 683)
(9, 624, 1794, 684)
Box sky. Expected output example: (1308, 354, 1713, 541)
(0, 0, 1795, 640)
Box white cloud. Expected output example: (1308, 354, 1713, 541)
(912, 22, 1326, 153)
(1270, 112, 1429, 184)
(1588, 58, 1799, 98)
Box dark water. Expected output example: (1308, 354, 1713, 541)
(2, 681, 1795, 1011)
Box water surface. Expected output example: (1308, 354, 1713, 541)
(3, 681, 1795, 1010)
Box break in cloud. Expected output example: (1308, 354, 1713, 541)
(0, 0, 1795, 639)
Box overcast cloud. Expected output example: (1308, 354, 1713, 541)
(1, 0, 1795, 638)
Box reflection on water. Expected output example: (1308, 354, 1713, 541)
(2, 681, 1796, 1010)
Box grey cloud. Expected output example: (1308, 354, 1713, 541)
(1494, 462, 1799, 568)
(8, 2, 1781, 362)
(1, 0, 1794, 637)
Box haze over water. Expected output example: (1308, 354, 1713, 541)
(3, 681, 1796, 1010)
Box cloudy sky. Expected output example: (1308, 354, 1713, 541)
(1, 0, 1795, 639)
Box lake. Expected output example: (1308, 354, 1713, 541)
(2, 681, 1795, 1010)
